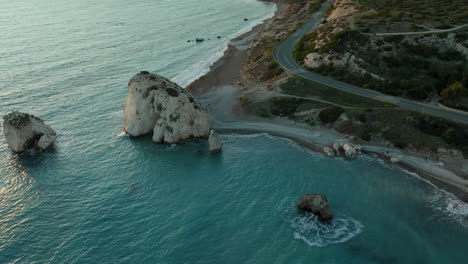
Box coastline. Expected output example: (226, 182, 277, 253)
(172, 2, 277, 88)
(186, 1, 468, 203)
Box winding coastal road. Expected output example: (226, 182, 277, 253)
(273, 0, 468, 124)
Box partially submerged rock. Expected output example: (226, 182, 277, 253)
(323, 146, 335, 157)
(208, 129, 222, 153)
(297, 193, 333, 221)
(124, 71, 220, 150)
(3, 111, 56, 152)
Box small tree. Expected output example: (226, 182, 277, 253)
(319, 106, 345, 123)
(441, 81, 467, 100)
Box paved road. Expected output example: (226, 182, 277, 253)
(273, 0, 468, 124)
(367, 23, 468, 36)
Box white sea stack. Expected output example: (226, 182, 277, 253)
(124, 71, 211, 144)
(208, 129, 222, 153)
(3, 111, 56, 152)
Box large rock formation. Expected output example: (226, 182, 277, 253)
(3, 111, 56, 152)
(297, 193, 333, 221)
(124, 71, 214, 145)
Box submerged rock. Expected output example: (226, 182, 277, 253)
(3, 111, 56, 152)
(297, 193, 333, 221)
(124, 71, 211, 144)
(208, 129, 222, 153)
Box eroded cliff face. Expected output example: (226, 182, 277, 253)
(124, 71, 212, 144)
(3, 111, 56, 152)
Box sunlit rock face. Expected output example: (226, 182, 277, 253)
(124, 71, 212, 144)
(3, 111, 56, 152)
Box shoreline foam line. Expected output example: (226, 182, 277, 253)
(171, 2, 277, 88)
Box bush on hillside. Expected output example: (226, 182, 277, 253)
(441, 81, 467, 100)
(319, 106, 344, 123)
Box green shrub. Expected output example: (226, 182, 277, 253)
(407, 86, 428, 100)
(239, 96, 250, 105)
(319, 106, 345, 123)
(441, 81, 467, 100)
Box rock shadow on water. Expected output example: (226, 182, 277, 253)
(3, 145, 58, 171)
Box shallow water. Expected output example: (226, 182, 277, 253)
(1, 134, 468, 263)
(1, 0, 468, 263)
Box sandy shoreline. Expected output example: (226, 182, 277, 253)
(186, 1, 468, 202)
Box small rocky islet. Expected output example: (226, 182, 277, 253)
(297, 193, 333, 221)
(2, 111, 56, 152)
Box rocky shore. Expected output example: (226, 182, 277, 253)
(186, 0, 468, 202)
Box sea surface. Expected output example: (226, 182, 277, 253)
(1, 0, 468, 263)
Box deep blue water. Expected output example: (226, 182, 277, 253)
(1, 0, 468, 263)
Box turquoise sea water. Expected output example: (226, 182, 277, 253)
(1, 0, 468, 263)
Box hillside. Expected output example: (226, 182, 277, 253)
(293, 0, 468, 110)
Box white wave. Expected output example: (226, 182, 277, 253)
(362, 155, 468, 227)
(291, 214, 364, 247)
(116, 130, 128, 137)
(222, 133, 278, 141)
(171, 3, 277, 87)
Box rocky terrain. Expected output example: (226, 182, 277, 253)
(3, 111, 56, 152)
(124, 71, 221, 151)
(294, 0, 468, 108)
(232, 0, 468, 174)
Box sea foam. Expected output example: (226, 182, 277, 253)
(171, 4, 277, 88)
(291, 214, 364, 247)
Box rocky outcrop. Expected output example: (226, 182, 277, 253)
(208, 129, 222, 152)
(343, 144, 357, 159)
(297, 193, 333, 221)
(324, 141, 361, 159)
(3, 111, 56, 152)
(124, 71, 213, 144)
(323, 146, 335, 157)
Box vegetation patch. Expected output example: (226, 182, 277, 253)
(319, 106, 344, 123)
(280, 77, 394, 108)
